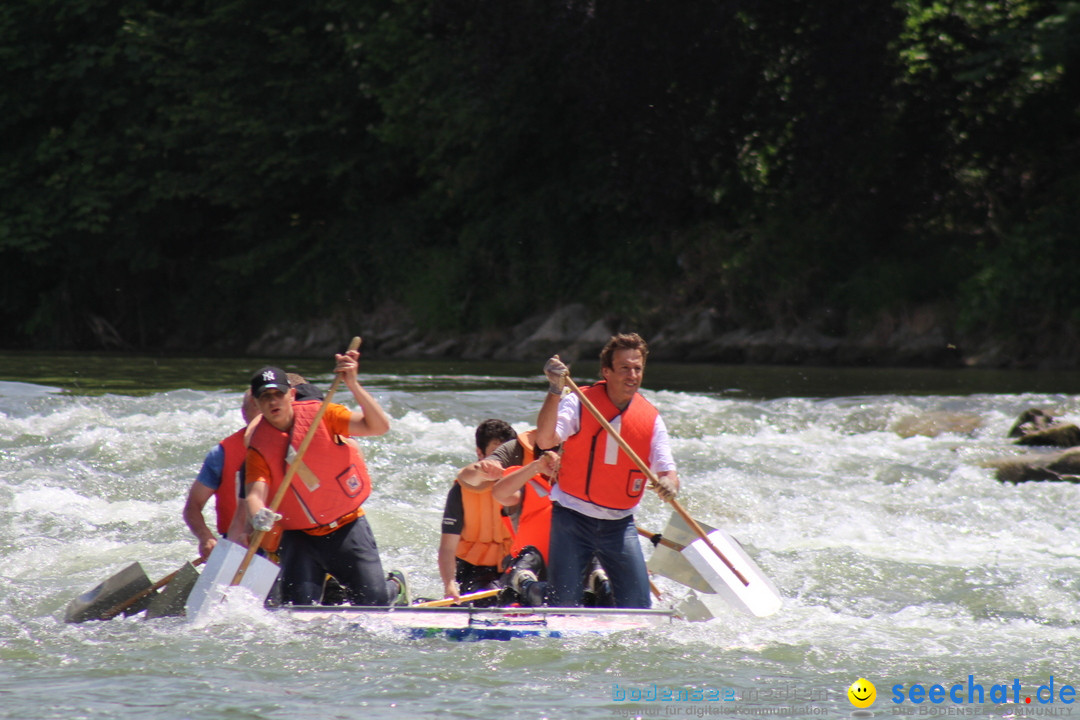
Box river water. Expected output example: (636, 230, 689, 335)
(3, 353, 1080, 719)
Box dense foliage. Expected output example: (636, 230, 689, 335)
(2, 0, 1077, 357)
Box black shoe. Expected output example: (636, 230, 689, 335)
(587, 565, 610, 597)
(496, 546, 546, 606)
(509, 567, 539, 596)
(583, 565, 614, 607)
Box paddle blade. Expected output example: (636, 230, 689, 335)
(65, 562, 154, 623)
(645, 515, 718, 593)
(682, 529, 783, 618)
(674, 591, 726, 622)
(145, 562, 201, 619)
(184, 541, 279, 622)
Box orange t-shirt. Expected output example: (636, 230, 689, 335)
(246, 403, 354, 485)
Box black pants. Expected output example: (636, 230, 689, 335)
(279, 516, 393, 605)
(455, 557, 502, 606)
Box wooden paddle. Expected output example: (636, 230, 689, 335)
(638, 526, 688, 552)
(562, 376, 749, 586)
(648, 579, 662, 600)
(230, 336, 361, 588)
(413, 589, 501, 607)
(100, 558, 206, 620)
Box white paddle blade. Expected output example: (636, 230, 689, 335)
(681, 529, 783, 618)
(184, 540, 279, 622)
(645, 516, 719, 594)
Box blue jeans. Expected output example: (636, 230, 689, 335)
(547, 503, 650, 608)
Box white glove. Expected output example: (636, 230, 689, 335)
(543, 355, 568, 395)
(252, 508, 282, 532)
(652, 475, 678, 502)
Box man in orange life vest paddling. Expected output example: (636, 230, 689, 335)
(244, 347, 407, 606)
(438, 419, 518, 604)
(535, 333, 679, 608)
(183, 377, 327, 561)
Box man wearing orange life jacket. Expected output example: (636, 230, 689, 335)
(535, 333, 679, 608)
(455, 426, 549, 555)
(183, 379, 326, 566)
(244, 348, 407, 606)
(438, 419, 518, 603)
(183, 390, 267, 560)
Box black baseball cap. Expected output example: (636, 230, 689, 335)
(251, 366, 291, 398)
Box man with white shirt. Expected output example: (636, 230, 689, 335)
(535, 333, 678, 608)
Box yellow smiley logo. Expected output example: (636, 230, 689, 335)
(848, 678, 876, 708)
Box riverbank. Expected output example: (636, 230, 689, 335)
(244, 301, 1070, 370)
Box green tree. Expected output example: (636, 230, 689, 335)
(0, 0, 400, 349)
(897, 0, 1080, 354)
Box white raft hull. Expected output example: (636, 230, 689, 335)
(282, 605, 675, 641)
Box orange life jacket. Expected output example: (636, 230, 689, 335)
(247, 400, 372, 533)
(216, 429, 283, 553)
(503, 466, 553, 563)
(495, 428, 554, 563)
(556, 381, 658, 510)
(214, 429, 247, 537)
(456, 482, 515, 568)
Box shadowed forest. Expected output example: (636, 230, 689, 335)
(2, 1, 1078, 364)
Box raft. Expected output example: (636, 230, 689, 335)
(281, 605, 676, 641)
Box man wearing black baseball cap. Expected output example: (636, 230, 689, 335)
(248, 366, 296, 431)
(243, 345, 408, 606)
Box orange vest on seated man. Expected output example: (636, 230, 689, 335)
(492, 428, 556, 562)
(556, 380, 659, 511)
(214, 430, 284, 553)
(454, 429, 542, 568)
(455, 481, 515, 568)
(247, 399, 372, 534)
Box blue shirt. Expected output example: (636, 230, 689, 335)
(195, 444, 227, 491)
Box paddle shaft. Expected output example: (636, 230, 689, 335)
(563, 376, 749, 587)
(413, 589, 501, 607)
(100, 558, 205, 620)
(230, 337, 361, 587)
